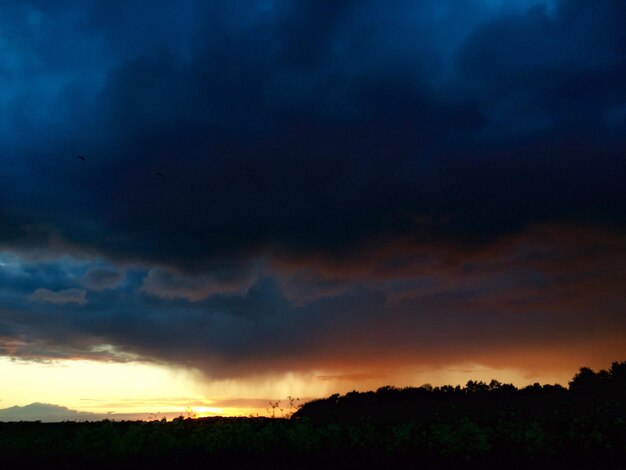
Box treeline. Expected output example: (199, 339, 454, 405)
(0, 362, 625, 468)
(294, 361, 626, 424)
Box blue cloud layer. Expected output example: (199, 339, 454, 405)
(1, 0, 625, 377)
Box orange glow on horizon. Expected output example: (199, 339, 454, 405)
(0, 353, 599, 421)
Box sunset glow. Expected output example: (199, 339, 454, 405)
(0, 355, 585, 419)
(1, 0, 625, 421)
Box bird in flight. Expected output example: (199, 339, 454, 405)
(76, 155, 86, 161)
(155, 170, 164, 177)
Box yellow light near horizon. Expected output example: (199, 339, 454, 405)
(0, 356, 206, 414)
(192, 406, 224, 416)
(0, 354, 578, 420)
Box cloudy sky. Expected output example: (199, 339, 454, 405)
(1, 0, 625, 419)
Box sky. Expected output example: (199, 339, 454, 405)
(0, 0, 625, 420)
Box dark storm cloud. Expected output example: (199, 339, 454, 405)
(29, 287, 87, 305)
(82, 268, 124, 291)
(1, 0, 623, 268)
(140, 265, 258, 302)
(1, 224, 624, 378)
(0, 0, 625, 377)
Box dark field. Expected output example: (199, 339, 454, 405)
(2, 363, 626, 469)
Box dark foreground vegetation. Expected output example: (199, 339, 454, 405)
(2, 362, 626, 469)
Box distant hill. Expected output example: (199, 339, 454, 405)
(0, 403, 97, 422)
(0, 403, 159, 422)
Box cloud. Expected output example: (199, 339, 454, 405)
(0, 222, 622, 381)
(1, 0, 622, 272)
(82, 268, 123, 291)
(0, 0, 625, 383)
(140, 265, 258, 302)
(29, 288, 87, 305)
